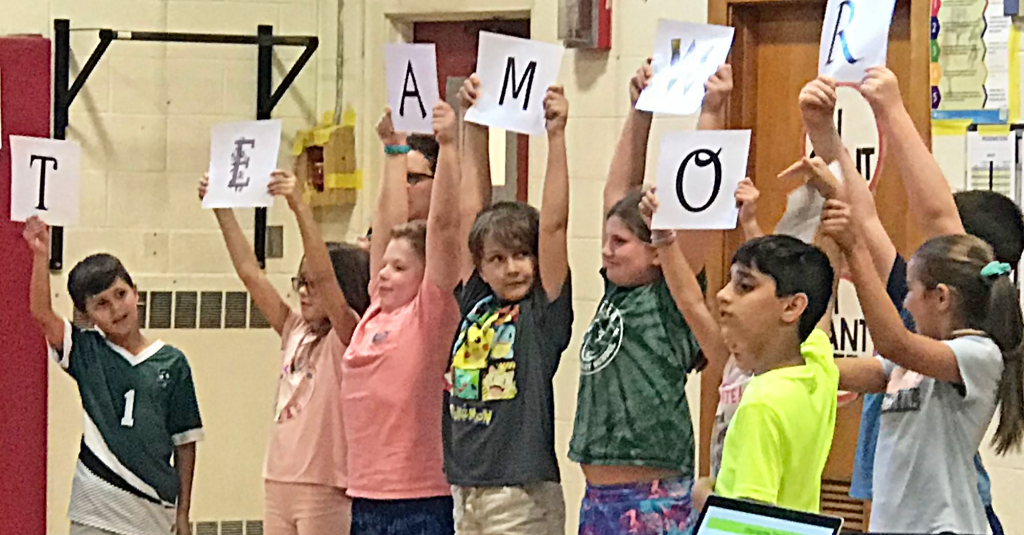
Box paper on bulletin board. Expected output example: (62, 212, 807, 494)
(931, 0, 1018, 123)
(965, 128, 1016, 197)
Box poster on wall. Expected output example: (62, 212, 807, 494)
(931, 0, 1015, 123)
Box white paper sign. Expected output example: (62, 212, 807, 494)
(636, 20, 735, 116)
(464, 32, 565, 136)
(818, 0, 897, 83)
(9, 136, 81, 225)
(652, 130, 751, 230)
(203, 119, 282, 209)
(384, 43, 440, 135)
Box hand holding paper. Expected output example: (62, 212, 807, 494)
(859, 66, 903, 118)
(799, 76, 839, 131)
(629, 58, 654, 109)
(458, 74, 482, 113)
(22, 215, 50, 257)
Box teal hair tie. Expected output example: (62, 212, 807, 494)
(981, 261, 1012, 279)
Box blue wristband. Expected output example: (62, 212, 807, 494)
(384, 144, 411, 155)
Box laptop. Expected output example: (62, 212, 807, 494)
(694, 495, 845, 535)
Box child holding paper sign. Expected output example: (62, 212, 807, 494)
(198, 170, 370, 535)
(22, 218, 203, 535)
(807, 68, 1024, 534)
(442, 75, 573, 535)
(342, 102, 461, 535)
(566, 60, 732, 533)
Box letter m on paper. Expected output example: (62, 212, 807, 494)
(499, 57, 537, 111)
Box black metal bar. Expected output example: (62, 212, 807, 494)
(66, 30, 115, 106)
(115, 30, 314, 47)
(254, 25, 274, 269)
(269, 38, 319, 110)
(50, 19, 71, 271)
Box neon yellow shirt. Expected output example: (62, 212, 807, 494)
(715, 328, 838, 513)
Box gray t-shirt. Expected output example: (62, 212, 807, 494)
(870, 335, 1002, 534)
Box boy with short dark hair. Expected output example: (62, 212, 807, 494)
(708, 231, 840, 513)
(23, 217, 203, 535)
(441, 78, 573, 535)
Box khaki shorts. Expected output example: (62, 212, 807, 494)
(452, 482, 565, 535)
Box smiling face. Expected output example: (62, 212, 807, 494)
(83, 278, 141, 338)
(601, 214, 660, 288)
(377, 237, 426, 312)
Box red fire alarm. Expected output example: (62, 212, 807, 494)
(559, 0, 612, 50)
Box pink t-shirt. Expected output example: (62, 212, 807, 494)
(263, 311, 348, 488)
(342, 277, 459, 500)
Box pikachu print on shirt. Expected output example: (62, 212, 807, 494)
(448, 296, 520, 408)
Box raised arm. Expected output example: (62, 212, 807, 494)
(641, 190, 731, 367)
(736, 178, 764, 241)
(200, 175, 290, 334)
(861, 67, 964, 238)
(605, 58, 654, 214)
(800, 76, 896, 283)
(675, 64, 735, 272)
(539, 86, 571, 301)
(458, 74, 492, 282)
(371, 109, 411, 280)
(424, 102, 463, 291)
(823, 204, 965, 383)
(23, 217, 65, 347)
(272, 170, 359, 342)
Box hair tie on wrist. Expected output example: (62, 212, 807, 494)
(384, 144, 411, 155)
(981, 261, 1012, 279)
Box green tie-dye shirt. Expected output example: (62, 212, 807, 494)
(568, 270, 705, 477)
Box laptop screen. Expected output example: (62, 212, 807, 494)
(696, 497, 843, 535)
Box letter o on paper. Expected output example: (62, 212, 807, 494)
(675, 148, 723, 213)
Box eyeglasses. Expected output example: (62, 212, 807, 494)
(407, 172, 433, 185)
(291, 277, 311, 291)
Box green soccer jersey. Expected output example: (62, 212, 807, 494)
(50, 319, 203, 535)
(568, 271, 704, 477)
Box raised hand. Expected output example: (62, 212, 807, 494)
(735, 178, 759, 226)
(777, 156, 844, 200)
(432, 101, 458, 146)
(22, 216, 50, 256)
(544, 85, 568, 134)
(268, 169, 303, 207)
(860, 67, 903, 119)
(629, 57, 654, 109)
(639, 188, 660, 228)
(458, 74, 481, 113)
(376, 107, 407, 147)
(198, 173, 209, 201)
(703, 64, 733, 112)
(820, 198, 856, 251)
(799, 76, 838, 131)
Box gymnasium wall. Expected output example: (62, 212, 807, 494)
(1, 1, 1021, 534)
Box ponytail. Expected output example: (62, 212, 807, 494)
(987, 275, 1024, 454)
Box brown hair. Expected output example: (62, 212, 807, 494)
(914, 234, 1024, 454)
(468, 201, 539, 268)
(606, 191, 651, 243)
(390, 220, 427, 260)
(325, 242, 371, 316)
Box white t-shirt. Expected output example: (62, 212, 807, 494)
(710, 356, 754, 477)
(870, 335, 1002, 534)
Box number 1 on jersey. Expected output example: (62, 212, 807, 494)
(121, 390, 136, 427)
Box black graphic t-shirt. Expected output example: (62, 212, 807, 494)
(442, 271, 574, 486)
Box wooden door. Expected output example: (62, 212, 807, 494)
(414, 20, 532, 203)
(703, 0, 932, 530)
